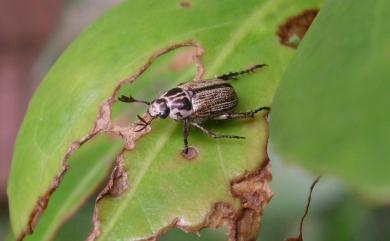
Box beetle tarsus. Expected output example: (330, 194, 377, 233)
(245, 106, 271, 117)
(217, 64, 267, 81)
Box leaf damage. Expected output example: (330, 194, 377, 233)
(89, 160, 272, 241)
(20, 38, 272, 241)
(179, 1, 192, 8)
(18, 40, 205, 241)
(176, 161, 273, 241)
(277, 9, 319, 48)
(86, 42, 273, 241)
(178, 160, 273, 241)
(107, 152, 129, 197)
(169, 48, 198, 71)
(285, 176, 321, 241)
(17, 139, 85, 241)
(88, 150, 128, 240)
(229, 159, 273, 241)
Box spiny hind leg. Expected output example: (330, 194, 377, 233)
(217, 64, 267, 81)
(191, 123, 245, 139)
(213, 106, 270, 120)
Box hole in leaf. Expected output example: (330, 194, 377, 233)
(179, 1, 192, 8)
(277, 9, 319, 49)
(108, 156, 128, 197)
(169, 48, 197, 71)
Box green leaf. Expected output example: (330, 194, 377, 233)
(23, 136, 122, 241)
(54, 200, 97, 241)
(270, 0, 390, 202)
(7, 0, 322, 240)
(94, 115, 269, 241)
(88, 1, 321, 241)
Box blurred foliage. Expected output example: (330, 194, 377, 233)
(270, 0, 390, 202)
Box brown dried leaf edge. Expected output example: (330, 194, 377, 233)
(17, 41, 273, 241)
(285, 176, 321, 241)
(88, 154, 272, 241)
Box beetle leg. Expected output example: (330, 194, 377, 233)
(191, 123, 245, 139)
(217, 64, 267, 81)
(183, 118, 190, 153)
(213, 106, 270, 120)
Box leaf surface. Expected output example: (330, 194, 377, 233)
(7, 0, 322, 240)
(270, 0, 390, 202)
(24, 137, 122, 241)
(87, 0, 322, 240)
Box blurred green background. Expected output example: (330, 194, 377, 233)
(1, 0, 389, 241)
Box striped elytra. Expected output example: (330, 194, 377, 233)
(179, 80, 238, 121)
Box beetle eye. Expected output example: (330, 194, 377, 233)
(159, 105, 170, 119)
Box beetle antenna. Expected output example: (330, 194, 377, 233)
(118, 95, 150, 105)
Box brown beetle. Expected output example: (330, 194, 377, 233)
(119, 64, 270, 153)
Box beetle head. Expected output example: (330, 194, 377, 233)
(148, 98, 170, 119)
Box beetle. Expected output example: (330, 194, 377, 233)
(118, 64, 270, 154)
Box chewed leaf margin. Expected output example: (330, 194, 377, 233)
(15, 40, 205, 241)
(86, 41, 273, 241)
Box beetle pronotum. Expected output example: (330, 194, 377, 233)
(119, 64, 270, 154)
